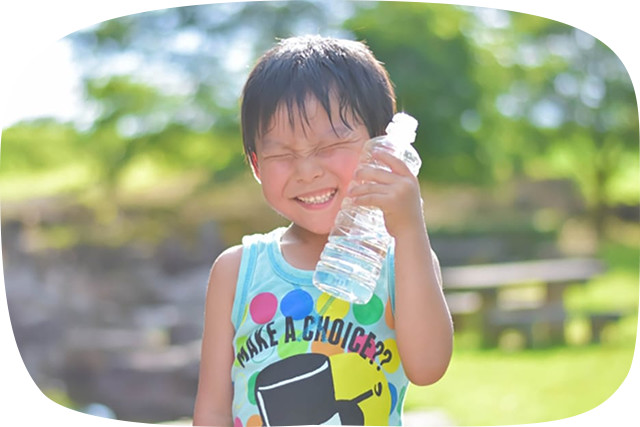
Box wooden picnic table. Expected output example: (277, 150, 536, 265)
(441, 258, 606, 347)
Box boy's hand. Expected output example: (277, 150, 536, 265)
(348, 149, 425, 239)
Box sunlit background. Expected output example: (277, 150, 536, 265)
(1, 2, 638, 426)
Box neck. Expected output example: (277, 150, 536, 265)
(280, 224, 329, 270)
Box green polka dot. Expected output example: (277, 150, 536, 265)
(248, 371, 259, 405)
(352, 294, 384, 325)
(234, 336, 248, 367)
(252, 343, 276, 364)
(277, 334, 309, 358)
(397, 386, 407, 415)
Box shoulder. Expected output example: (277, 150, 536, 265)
(211, 244, 243, 276)
(207, 227, 282, 294)
(206, 244, 243, 303)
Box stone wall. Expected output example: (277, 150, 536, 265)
(3, 219, 223, 423)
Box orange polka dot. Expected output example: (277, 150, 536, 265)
(385, 297, 395, 329)
(311, 340, 344, 357)
(246, 414, 263, 427)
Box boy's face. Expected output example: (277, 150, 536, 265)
(253, 94, 370, 235)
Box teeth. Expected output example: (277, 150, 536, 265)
(297, 190, 335, 204)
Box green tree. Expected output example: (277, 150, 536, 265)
(7, 2, 635, 242)
(79, 75, 248, 198)
(347, 4, 638, 241)
(1, 119, 80, 174)
(64, 2, 351, 195)
(345, 3, 486, 183)
(467, 10, 639, 238)
(68, 2, 348, 128)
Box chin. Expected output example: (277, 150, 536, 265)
(300, 221, 334, 236)
(290, 214, 337, 237)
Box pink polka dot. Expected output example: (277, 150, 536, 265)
(250, 292, 278, 324)
(234, 417, 243, 427)
(349, 334, 377, 360)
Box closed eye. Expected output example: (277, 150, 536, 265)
(263, 152, 293, 161)
(319, 141, 352, 154)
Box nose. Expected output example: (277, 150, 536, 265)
(294, 154, 324, 182)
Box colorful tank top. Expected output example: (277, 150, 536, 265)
(230, 227, 409, 426)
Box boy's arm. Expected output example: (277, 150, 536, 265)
(393, 225, 453, 385)
(193, 245, 242, 426)
(349, 150, 453, 385)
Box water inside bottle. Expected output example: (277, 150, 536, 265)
(313, 112, 420, 304)
(313, 232, 390, 304)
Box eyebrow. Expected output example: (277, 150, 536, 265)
(260, 120, 358, 149)
(326, 122, 356, 139)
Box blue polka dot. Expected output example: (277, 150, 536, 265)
(388, 383, 398, 415)
(280, 289, 313, 320)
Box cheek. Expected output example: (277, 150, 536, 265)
(259, 165, 288, 196)
(330, 151, 361, 183)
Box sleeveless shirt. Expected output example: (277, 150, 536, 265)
(230, 227, 410, 426)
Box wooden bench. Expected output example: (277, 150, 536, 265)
(588, 312, 625, 343)
(442, 258, 605, 347)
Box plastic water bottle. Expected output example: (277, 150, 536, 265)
(313, 113, 422, 304)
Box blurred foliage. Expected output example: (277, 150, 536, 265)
(346, 3, 485, 183)
(346, 3, 638, 227)
(467, 9, 639, 236)
(1, 1, 638, 242)
(1, 119, 81, 172)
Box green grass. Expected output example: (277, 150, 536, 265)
(404, 343, 636, 426)
(405, 239, 638, 426)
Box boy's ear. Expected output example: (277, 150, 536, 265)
(249, 152, 261, 183)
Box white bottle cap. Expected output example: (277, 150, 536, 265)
(385, 112, 418, 144)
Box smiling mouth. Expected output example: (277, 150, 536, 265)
(295, 189, 337, 205)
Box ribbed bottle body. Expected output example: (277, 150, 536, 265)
(313, 113, 420, 304)
(313, 203, 392, 304)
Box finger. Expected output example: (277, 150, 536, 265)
(350, 191, 393, 209)
(348, 181, 391, 198)
(353, 164, 397, 185)
(370, 149, 414, 177)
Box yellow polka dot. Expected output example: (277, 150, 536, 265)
(381, 338, 400, 374)
(316, 293, 350, 319)
(239, 304, 248, 326)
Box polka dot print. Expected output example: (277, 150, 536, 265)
(280, 289, 313, 320)
(231, 230, 408, 426)
(388, 383, 398, 415)
(316, 293, 350, 318)
(397, 386, 407, 415)
(249, 292, 278, 324)
(246, 414, 262, 427)
(352, 294, 384, 325)
(381, 338, 400, 373)
(277, 333, 309, 358)
(247, 372, 259, 405)
(311, 339, 343, 357)
(385, 297, 395, 329)
(349, 334, 377, 360)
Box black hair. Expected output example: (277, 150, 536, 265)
(241, 35, 396, 167)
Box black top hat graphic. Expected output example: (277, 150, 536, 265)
(254, 353, 380, 426)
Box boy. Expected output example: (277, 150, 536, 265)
(193, 35, 452, 426)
